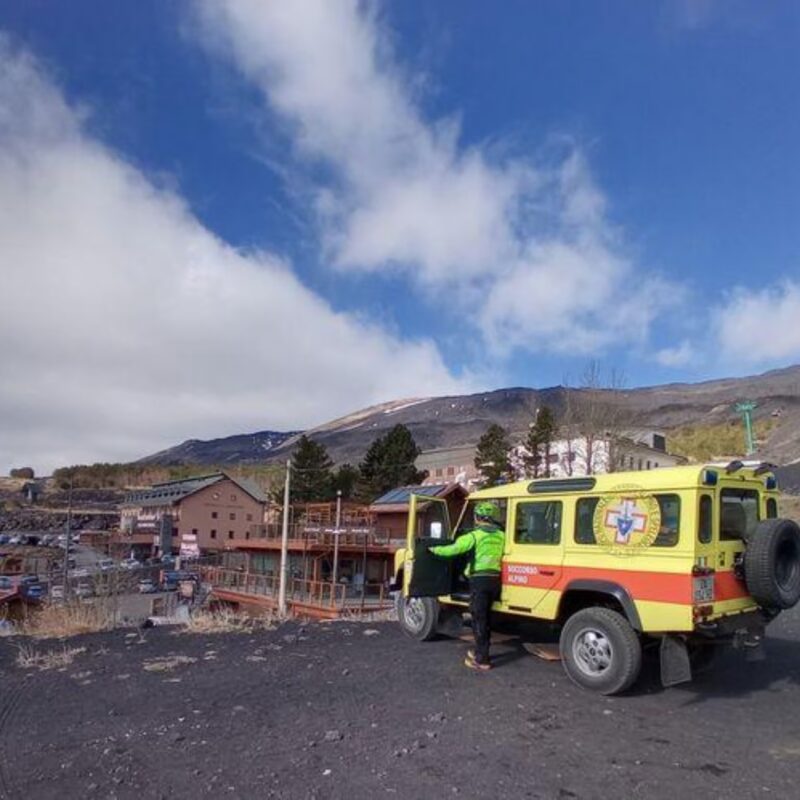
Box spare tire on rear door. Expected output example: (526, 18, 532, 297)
(744, 518, 800, 610)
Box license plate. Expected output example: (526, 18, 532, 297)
(693, 576, 714, 604)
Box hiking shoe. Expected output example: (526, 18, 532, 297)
(464, 651, 492, 672)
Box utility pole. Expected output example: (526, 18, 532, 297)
(278, 460, 291, 618)
(735, 401, 758, 456)
(332, 489, 342, 588)
(62, 474, 73, 598)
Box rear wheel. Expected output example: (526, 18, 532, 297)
(395, 594, 439, 641)
(560, 607, 642, 695)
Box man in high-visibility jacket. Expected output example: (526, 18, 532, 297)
(429, 501, 505, 671)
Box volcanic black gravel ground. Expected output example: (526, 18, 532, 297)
(2, 609, 800, 800)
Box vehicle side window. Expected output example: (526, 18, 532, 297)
(515, 501, 562, 545)
(456, 499, 508, 534)
(654, 494, 680, 547)
(720, 489, 760, 541)
(574, 497, 599, 544)
(574, 495, 679, 546)
(698, 495, 713, 544)
(766, 498, 778, 519)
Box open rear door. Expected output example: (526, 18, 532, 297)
(404, 494, 453, 598)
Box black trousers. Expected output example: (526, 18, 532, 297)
(469, 574, 501, 664)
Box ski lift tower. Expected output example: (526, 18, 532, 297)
(734, 400, 758, 456)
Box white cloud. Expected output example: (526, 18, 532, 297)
(715, 282, 800, 365)
(192, 0, 675, 355)
(655, 341, 696, 368)
(0, 36, 469, 473)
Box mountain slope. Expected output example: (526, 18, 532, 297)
(140, 430, 299, 466)
(138, 365, 800, 467)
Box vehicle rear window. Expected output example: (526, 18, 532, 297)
(514, 501, 562, 545)
(720, 489, 760, 541)
(573, 494, 680, 547)
(698, 495, 713, 544)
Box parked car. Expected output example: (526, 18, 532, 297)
(0, 534, 9, 545)
(50, 584, 65, 601)
(74, 582, 93, 598)
(0, 576, 14, 592)
(138, 578, 158, 594)
(98, 558, 115, 572)
(8, 535, 22, 545)
(120, 558, 141, 571)
(68, 567, 89, 579)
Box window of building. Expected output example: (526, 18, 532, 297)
(638, 458, 643, 470)
(231, 494, 237, 501)
(246, 513, 253, 522)
(211, 511, 218, 519)
(628, 456, 635, 469)
(646, 460, 651, 470)
(514, 501, 562, 545)
(245, 530, 250, 540)
(698, 495, 713, 544)
(210, 529, 217, 539)
(229, 513, 236, 521)
(720, 489, 760, 541)
(228, 531, 234, 539)
(447, 466, 455, 476)
(192, 528, 198, 536)
(435, 468, 443, 477)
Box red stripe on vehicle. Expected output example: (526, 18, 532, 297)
(502, 562, 752, 604)
(714, 570, 749, 601)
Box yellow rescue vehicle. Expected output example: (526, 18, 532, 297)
(392, 462, 800, 694)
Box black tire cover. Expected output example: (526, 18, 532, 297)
(744, 518, 800, 610)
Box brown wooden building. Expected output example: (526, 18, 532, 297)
(120, 473, 267, 557)
(369, 483, 468, 539)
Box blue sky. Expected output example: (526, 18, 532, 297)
(1, 1, 799, 470)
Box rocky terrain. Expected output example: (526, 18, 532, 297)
(2, 615, 800, 799)
(140, 365, 800, 467)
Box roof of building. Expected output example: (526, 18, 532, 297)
(469, 462, 777, 500)
(124, 472, 267, 507)
(370, 483, 467, 513)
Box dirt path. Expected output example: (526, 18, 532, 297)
(1, 609, 800, 799)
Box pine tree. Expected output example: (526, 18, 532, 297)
(356, 424, 425, 501)
(332, 463, 359, 499)
(291, 435, 334, 502)
(525, 405, 558, 478)
(475, 424, 513, 486)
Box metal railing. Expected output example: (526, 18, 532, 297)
(198, 566, 388, 611)
(248, 524, 403, 549)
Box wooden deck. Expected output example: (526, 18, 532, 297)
(197, 567, 393, 620)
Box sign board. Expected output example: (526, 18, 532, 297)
(180, 532, 200, 558)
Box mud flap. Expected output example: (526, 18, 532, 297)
(660, 635, 692, 687)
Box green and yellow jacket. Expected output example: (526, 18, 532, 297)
(429, 522, 505, 577)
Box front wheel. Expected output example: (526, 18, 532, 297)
(395, 594, 439, 641)
(560, 607, 642, 695)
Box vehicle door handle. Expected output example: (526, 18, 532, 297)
(539, 569, 555, 576)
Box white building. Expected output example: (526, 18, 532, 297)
(416, 430, 684, 490)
